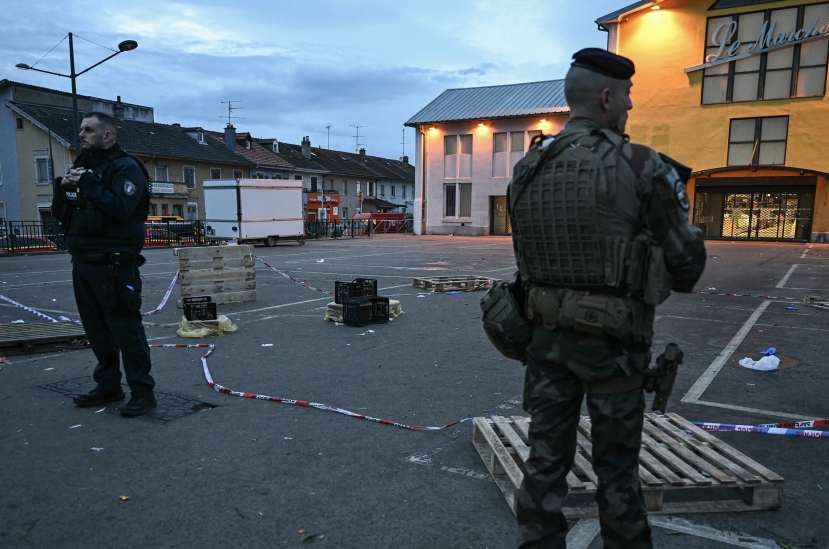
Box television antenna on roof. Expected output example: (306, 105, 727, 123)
(326, 123, 332, 149)
(400, 128, 406, 158)
(220, 100, 245, 125)
(350, 124, 367, 153)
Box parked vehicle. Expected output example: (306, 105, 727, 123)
(145, 227, 186, 247)
(204, 178, 305, 246)
(0, 235, 59, 253)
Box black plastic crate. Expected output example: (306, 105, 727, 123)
(341, 296, 389, 327)
(182, 296, 217, 321)
(334, 278, 378, 304)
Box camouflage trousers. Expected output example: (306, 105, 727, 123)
(516, 356, 652, 549)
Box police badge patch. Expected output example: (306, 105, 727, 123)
(124, 180, 137, 196)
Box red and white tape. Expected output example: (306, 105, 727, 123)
(695, 291, 801, 301)
(142, 270, 179, 316)
(150, 342, 470, 431)
(255, 257, 334, 295)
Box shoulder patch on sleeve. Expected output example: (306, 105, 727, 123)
(124, 180, 137, 196)
(664, 167, 690, 213)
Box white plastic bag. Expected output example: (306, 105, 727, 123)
(739, 356, 780, 371)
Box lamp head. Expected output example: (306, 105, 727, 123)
(118, 40, 138, 52)
(15, 63, 31, 70)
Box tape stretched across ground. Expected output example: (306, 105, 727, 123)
(695, 291, 802, 300)
(151, 343, 471, 431)
(694, 421, 829, 439)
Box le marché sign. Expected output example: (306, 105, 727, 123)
(685, 12, 829, 73)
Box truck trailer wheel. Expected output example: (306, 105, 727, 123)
(265, 236, 278, 247)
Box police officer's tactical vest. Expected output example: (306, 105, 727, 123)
(66, 149, 150, 237)
(509, 127, 642, 292)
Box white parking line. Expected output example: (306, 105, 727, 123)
(650, 516, 778, 548)
(682, 300, 771, 403)
(565, 519, 601, 548)
(775, 264, 798, 288)
(800, 244, 814, 259)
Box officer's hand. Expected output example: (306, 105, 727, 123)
(63, 168, 86, 186)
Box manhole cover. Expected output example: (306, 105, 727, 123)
(38, 377, 218, 424)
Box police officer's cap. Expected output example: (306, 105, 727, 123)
(571, 48, 635, 80)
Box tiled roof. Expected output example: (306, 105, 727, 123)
(207, 131, 294, 169)
(276, 144, 414, 182)
(269, 142, 329, 173)
(8, 102, 254, 165)
(0, 79, 147, 109)
(405, 80, 568, 126)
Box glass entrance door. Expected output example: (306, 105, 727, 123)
(695, 188, 814, 241)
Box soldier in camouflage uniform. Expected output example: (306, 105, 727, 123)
(509, 49, 706, 548)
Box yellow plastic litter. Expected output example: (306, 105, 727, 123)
(176, 315, 238, 338)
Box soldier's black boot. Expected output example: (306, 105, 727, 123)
(73, 387, 126, 408)
(120, 391, 157, 417)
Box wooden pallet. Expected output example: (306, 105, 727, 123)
(0, 322, 87, 355)
(473, 413, 783, 518)
(176, 245, 257, 307)
(412, 275, 500, 292)
(804, 295, 829, 311)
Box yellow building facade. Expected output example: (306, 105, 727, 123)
(598, 0, 829, 242)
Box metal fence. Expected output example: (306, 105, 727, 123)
(0, 220, 211, 254)
(304, 219, 372, 240)
(0, 216, 414, 253)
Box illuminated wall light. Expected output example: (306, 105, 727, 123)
(478, 123, 485, 127)
(540, 119, 547, 123)
(651, 4, 660, 9)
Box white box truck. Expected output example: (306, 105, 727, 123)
(203, 178, 306, 246)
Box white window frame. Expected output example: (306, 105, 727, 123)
(187, 202, 198, 221)
(184, 166, 196, 189)
(210, 168, 222, 179)
(443, 182, 472, 220)
(34, 156, 51, 185)
(154, 165, 169, 183)
(233, 170, 244, 179)
(0, 201, 6, 221)
(443, 134, 473, 179)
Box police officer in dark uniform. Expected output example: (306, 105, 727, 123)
(481, 49, 706, 548)
(52, 111, 157, 417)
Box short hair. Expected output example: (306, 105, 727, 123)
(82, 111, 118, 139)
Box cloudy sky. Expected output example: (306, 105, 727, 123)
(3, 0, 626, 159)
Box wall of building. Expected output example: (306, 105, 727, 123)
(0, 88, 23, 219)
(615, 0, 829, 239)
(420, 115, 566, 235)
(13, 117, 72, 220)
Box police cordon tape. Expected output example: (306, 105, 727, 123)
(255, 257, 334, 295)
(695, 291, 802, 300)
(0, 270, 178, 326)
(0, 294, 59, 323)
(151, 342, 471, 431)
(757, 419, 829, 429)
(142, 270, 179, 316)
(693, 421, 829, 439)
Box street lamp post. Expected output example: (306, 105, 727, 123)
(16, 33, 138, 155)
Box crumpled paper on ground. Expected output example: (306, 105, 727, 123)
(739, 355, 780, 371)
(177, 315, 238, 338)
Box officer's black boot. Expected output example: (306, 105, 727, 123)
(73, 387, 126, 408)
(120, 391, 157, 417)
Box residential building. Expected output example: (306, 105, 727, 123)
(208, 126, 295, 179)
(597, 0, 829, 242)
(405, 81, 569, 235)
(1, 80, 254, 221)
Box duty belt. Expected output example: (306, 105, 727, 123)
(72, 252, 145, 266)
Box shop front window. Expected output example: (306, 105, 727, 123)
(702, 3, 829, 104)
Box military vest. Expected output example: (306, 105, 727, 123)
(508, 127, 641, 291)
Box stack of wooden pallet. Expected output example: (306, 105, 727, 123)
(176, 245, 256, 308)
(472, 413, 783, 518)
(804, 295, 829, 311)
(0, 322, 87, 355)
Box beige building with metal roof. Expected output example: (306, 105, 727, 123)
(405, 80, 570, 236)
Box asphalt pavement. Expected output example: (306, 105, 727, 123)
(0, 236, 826, 548)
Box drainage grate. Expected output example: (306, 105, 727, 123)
(38, 377, 218, 424)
